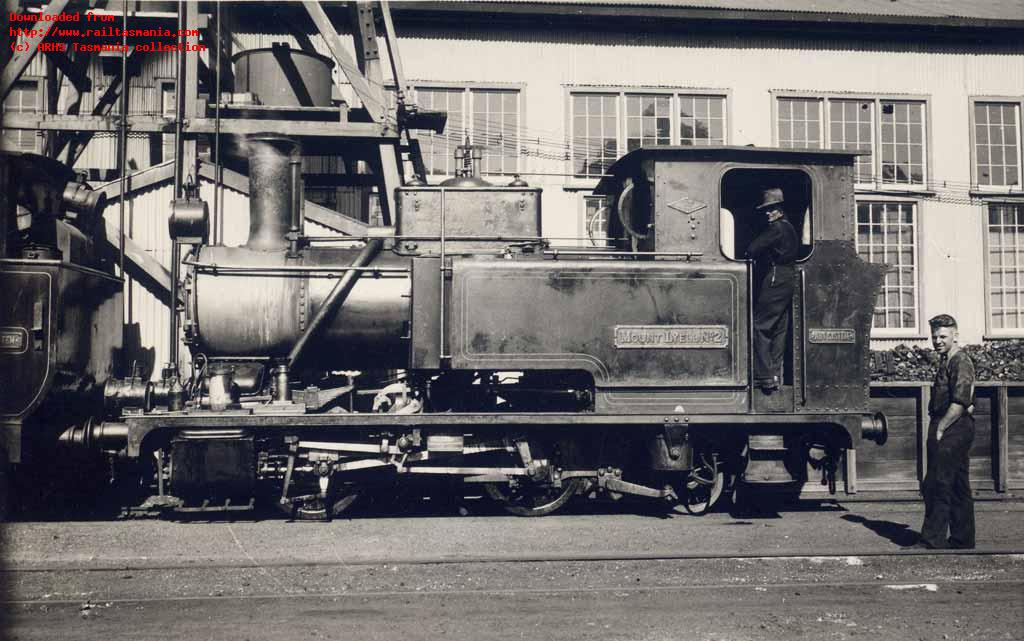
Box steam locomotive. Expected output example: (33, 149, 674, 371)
(1, 141, 888, 519)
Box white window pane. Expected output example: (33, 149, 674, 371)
(856, 201, 919, 330)
(988, 204, 1024, 330)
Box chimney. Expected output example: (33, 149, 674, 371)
(246, 135, 300, 251)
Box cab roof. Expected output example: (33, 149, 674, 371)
(594, 145, 859, 195)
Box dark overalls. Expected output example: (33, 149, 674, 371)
(746, 217, 799, 388)
(920, 350, 976, 549)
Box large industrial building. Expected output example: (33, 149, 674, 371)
(5, 1, 1023, 362)
(3, 1, 1024, 498)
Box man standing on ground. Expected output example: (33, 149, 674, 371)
(745, 187, 798, 392)
(911, 314, 976, 549)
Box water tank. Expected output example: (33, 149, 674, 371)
(233, 43, 335, 108)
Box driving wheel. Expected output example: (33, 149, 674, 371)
(681, 452, 726, 516)
(484, 477, 582, 517)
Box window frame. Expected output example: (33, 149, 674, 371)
(403, 81, 526, 179)
(156, 78, 177, 163)
(969, 96, 1024, 194)
(854, 196, 924, 338)
(2, 76, 42, 153)
(983, 200, 1024, 338)
(771, 91, 932, 192)
(580, 193, 612, 248)
(564, 85, 731, 189)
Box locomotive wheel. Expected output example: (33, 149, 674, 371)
(484, 478, 582, 517)
(680, 454, 726, 516)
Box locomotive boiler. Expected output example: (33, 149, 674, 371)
(49, 140, 889, 519)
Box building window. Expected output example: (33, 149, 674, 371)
(856, 201, 918, 332)
(572, 93, 618, 179)
(472, 89, 519, 175)
(879, 101, 925, 185)
(2, 79, 40, 152)
(412, 85, 520, 178)
(584, 195, 611, 246)
(679, 95, 725, 146)
(973, 101, 1021, 189)
(777, 97, 821, 149)
(625, 94, 671, 152)
(829, 99, 874, 183)
(987, 203, 1024, 332)
(570, 89, 728, 179)
(159, 81, 176, 162)
(776, 94, 927, 187)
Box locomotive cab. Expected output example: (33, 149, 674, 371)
(596, 146, 881, 414)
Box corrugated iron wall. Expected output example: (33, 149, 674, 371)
(101, 175, 250, 378)
(387, 26, 1024, 343)
(16, 15, 1022, 347)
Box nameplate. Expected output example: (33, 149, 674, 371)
(614, 325, 729, 349)
(808, 328, 856, 344)
(0, 327, 28, 353)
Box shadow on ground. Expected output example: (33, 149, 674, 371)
(841, 513, 918, 546)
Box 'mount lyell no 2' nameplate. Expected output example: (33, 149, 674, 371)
(808, 328, 856, 344)
(614, 325, 729, 349)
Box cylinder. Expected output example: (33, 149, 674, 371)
(104, 377, 153, 416)
(246, 136, 299, 251)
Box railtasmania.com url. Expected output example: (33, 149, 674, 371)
(9, 27, 201, 38)
(14, 41, 207, 53)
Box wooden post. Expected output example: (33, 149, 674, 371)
(918, 384, 930, 482)
(995, 385, 1009, 493)
(303, 0, 387, 123)
(376, 142, 402, 226)
(181, 0, 200, 186)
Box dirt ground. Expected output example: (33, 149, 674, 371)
(1, 499, 1022, 640)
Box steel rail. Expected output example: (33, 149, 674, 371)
(4, 549, 1023, 575)
(3, 576, 1024, 608)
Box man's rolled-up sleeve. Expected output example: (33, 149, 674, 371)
(950, 355, 976, 408)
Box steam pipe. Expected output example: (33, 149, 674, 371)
(289, 155, 303, 255)
(287, 238, 382, 368)
(173, 0, 186, 198)
(167, 0, 188, 373)
(212, 0, 222, 245)
(117, 0, 128, 278)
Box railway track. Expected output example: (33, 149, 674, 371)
(3, 549, 1022, 641)
(3, 547, 1024, 574)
